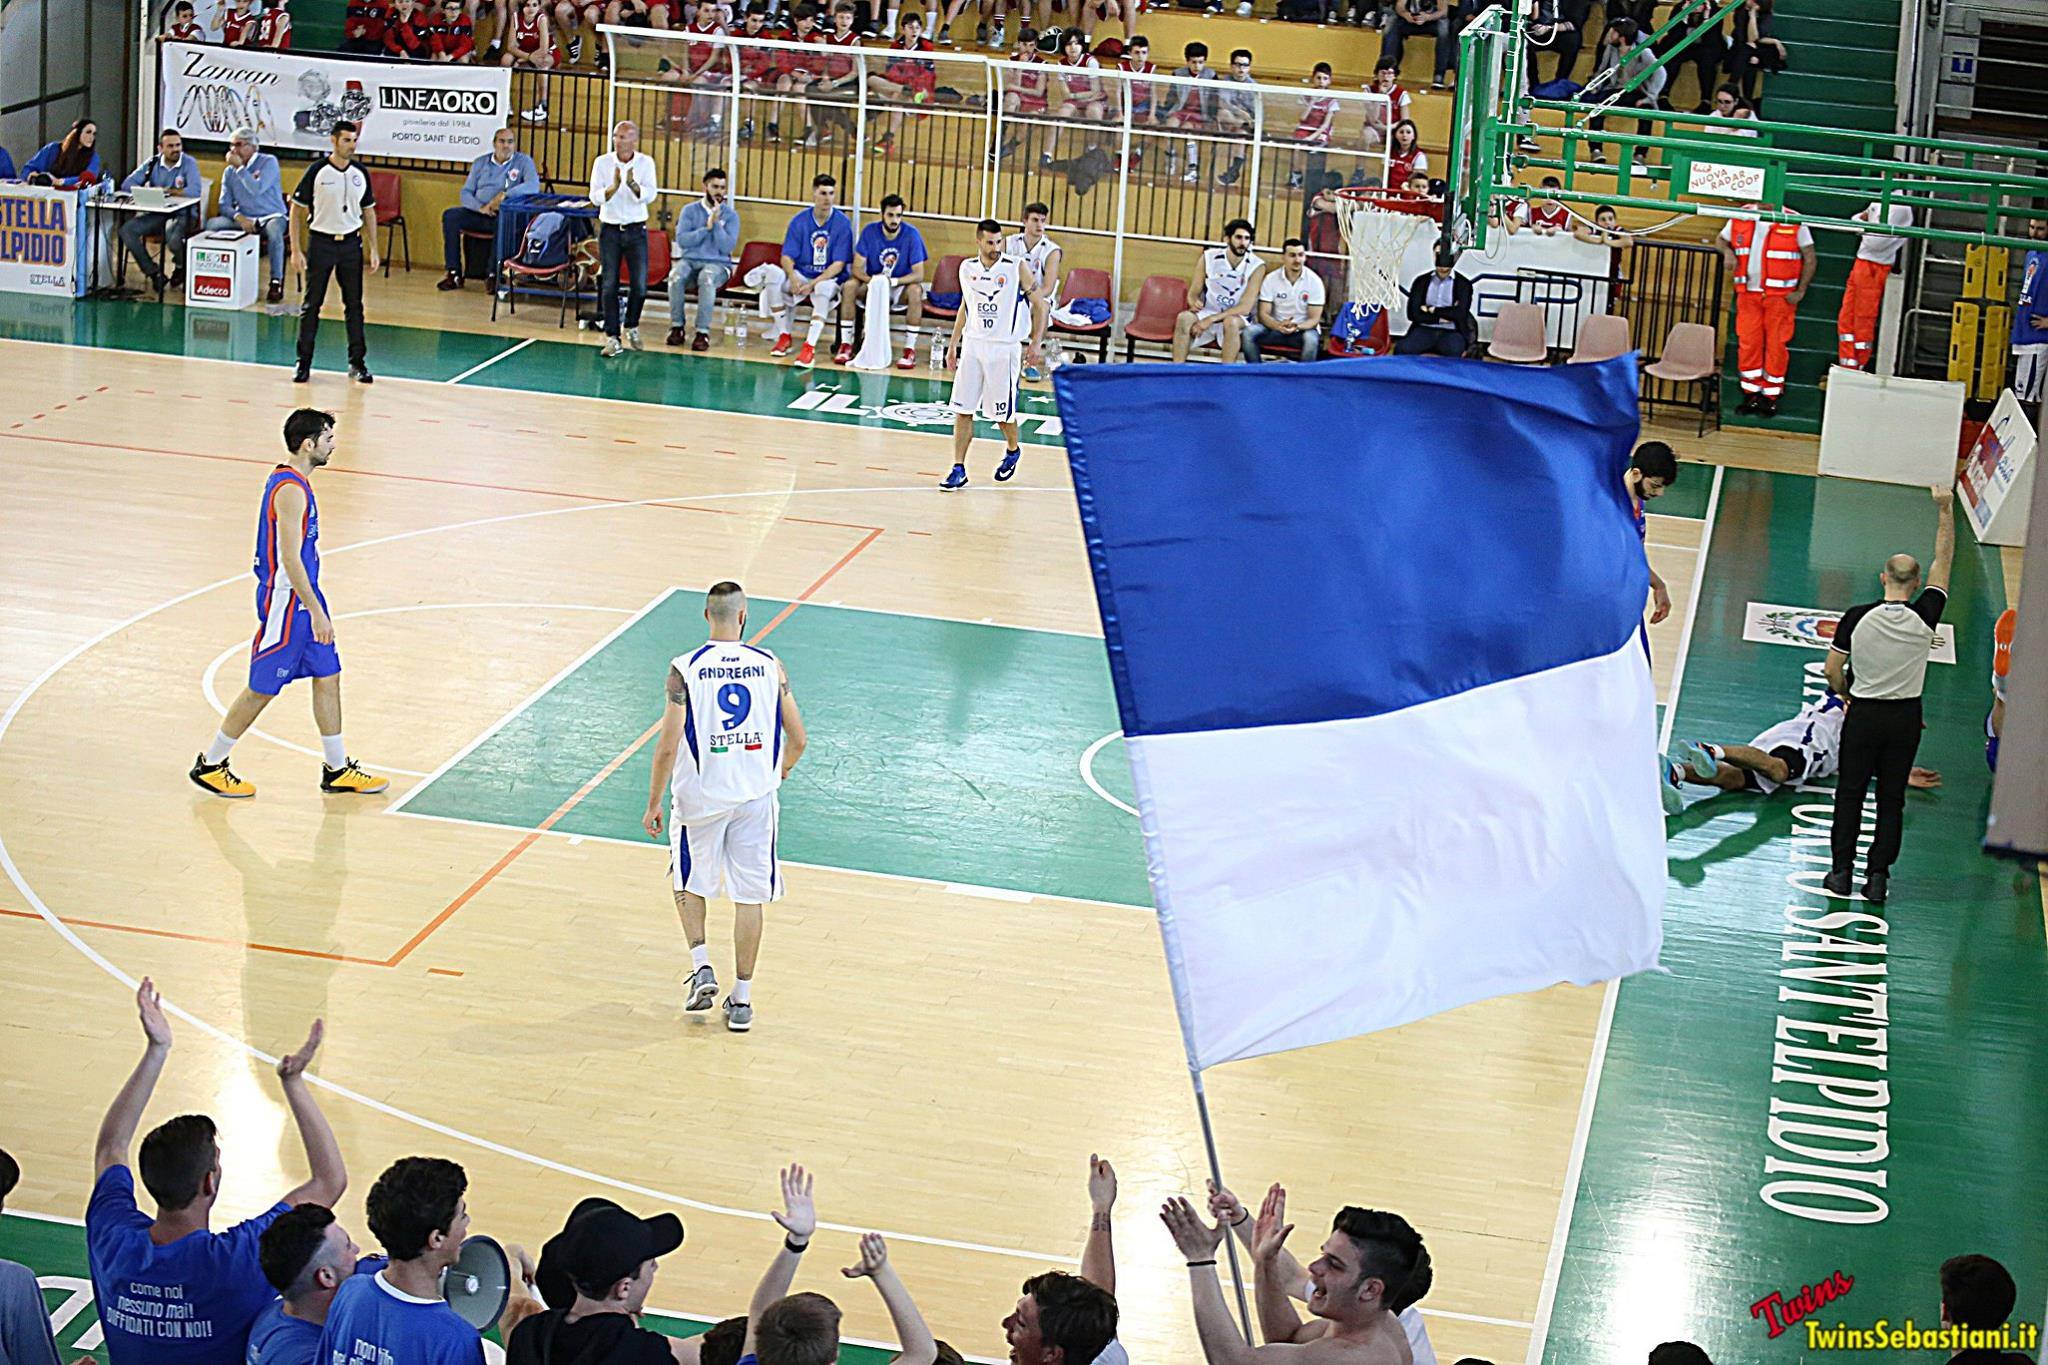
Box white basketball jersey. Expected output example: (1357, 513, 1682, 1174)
(1201, 246, 1261, 312)
(960, 255, 1032, 343)
(1003, 231, 1059, 297)
(669, 641, 785, 819)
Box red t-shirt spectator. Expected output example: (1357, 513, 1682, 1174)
(432, 7, 474, 59)
(1530, 199, 1571, 231)
(884, 34, 936, 93)
(818, 25, 861, 81)
(162, 18, 205, 38)
(257, 6, 293, 46)
(219, 6, 259, 44)
(344, 0, 387, 44)
(383, 1, 431, 57)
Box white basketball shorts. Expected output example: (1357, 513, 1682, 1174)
(2013, 343, 2048, 404)
(670, 791, 783, 903)
(949, 339, 1021, 422)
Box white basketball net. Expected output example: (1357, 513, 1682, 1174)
(1336, 197, 1432, 313)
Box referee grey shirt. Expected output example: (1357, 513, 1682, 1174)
(293, 157, 375, 237)
(1833, 588, 1947, 700)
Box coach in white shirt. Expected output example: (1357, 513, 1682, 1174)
(589, 120, 660, 357)
(1244, 238, 1326, 363)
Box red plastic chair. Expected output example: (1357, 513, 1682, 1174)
(920, 254, 966, 323)
(715, 239, 785, 310)
(369, 169, 409, 276)
(1051, 267, 1112, 362)
(1122, 274, 1189, 361)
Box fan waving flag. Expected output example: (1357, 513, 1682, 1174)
(1053, 355, 1665, 1070)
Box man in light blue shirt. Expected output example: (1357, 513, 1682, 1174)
(667, 166, 741, 350)
(119, 127, 204, 296)
(205, 127, 290, 301)
(439, 126, 538, 291)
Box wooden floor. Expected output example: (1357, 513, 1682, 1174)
(0, 309, 1810, 1365)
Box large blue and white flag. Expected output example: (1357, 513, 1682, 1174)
(1053, 355, 1665, 1069)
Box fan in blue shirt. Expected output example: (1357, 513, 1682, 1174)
(243, 1205, 370, 1365)
(86, 982, 348, 1365)
(318, 1158, 484, 1365)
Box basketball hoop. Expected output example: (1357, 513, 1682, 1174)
(1334, 187, 1438, 312)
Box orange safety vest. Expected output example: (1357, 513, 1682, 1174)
(1727, 218, 1806, 292)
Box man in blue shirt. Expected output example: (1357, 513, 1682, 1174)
(318, 1158, 483, 1365)
(439, 126, 538, 292)
(2, 1146, 64, 1365)
(119, 127, 204, 296)
(0, 145, 16, 180)
(87, 979, 347, 1365)
(246, 1206, 360, 1365)
(666, 166, 742, 351)
(2013, 214, 2048, 424)
(767, 172, 854, 368)
(205, 127, 291, 302)
(849, 192, 929, 369)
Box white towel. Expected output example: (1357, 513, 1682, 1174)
(850, 275, 894, 370)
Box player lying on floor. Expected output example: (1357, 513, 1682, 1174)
(1661, 690, 1939, 814)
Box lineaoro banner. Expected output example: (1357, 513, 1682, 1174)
(160, 42, 512, 162)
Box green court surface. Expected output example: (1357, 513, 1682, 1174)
(0, 1211, 900, 1365)
(0, 293, 1067, 447)
(1542, 469, 2048, 1363)
(396, 589, 1151, 907)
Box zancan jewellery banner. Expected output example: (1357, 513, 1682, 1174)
(160, 42, 512, 161)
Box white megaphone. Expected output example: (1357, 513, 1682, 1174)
(441, 1233, 513, 1332)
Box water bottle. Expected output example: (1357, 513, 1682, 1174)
(736, 318, 749, 348)
(930, 332, 945, 371)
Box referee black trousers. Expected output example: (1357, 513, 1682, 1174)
(1828, 696, 1922, 878)
(298, 232, 367, 368)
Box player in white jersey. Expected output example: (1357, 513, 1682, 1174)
(1172, 218, 1264, 363)
(1004, 201, 1062, 379)
(1660, 690, 1937, 813)
(643, 581, 808, 1032)
(940, 218, 1048, 492)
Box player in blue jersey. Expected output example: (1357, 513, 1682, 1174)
(2012, 214, 2048, 423)
(189, 409, 387, 798)
(1625, 441, 1678, 631)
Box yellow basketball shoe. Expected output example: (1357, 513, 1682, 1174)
(320, 758, 390, 795)
(190, 754, 255, 798)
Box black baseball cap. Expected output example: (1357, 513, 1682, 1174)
(536, 1198, 684, 1307)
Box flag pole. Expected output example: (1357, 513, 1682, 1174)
(1190, 1066, 1256, 1345)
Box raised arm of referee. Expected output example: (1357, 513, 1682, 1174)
(1822, 486, 1956, 906)
(291, 120, 380, 385)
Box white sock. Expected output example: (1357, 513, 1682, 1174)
(805, 315, 827, 345)
(203, 730, 236, 765)
(321, 734, 347, 769)
(691, 944, 711, 970)
(903, 327, 918, 349)
(731, 977, 752, 1003)
(777, 306, 795, 336)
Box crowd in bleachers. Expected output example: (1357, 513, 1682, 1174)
(0, 981, 2038, 1364)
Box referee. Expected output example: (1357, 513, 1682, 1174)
(290, 120, 380, 384)
(1822, 486, 1956, 905)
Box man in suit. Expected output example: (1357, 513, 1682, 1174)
(1394, 249, 1473, 356)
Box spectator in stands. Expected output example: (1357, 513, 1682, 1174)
(667, 167, 741, 350)
(341, 0, 387, 53)
(431, 0, 477, 58)
(1243, 237, 1326, 363)
(735, 5, 787, 141)
(1525, 0, 1589, 82)
(1656, 2, 1724, 113)
(1210, 48, 1257, 185)
(1287, 62, 1338, 190)
(995, 26, 1048, 161)
(1530, 175, 1571, 232)
(796, 4, 865, 147)
(1160, 41, 1219, 183)
(319, 1158, 479, 1365)
(850, 192, 929, 367)
(1076, 0, 1122, 43)
(1701, 84, 1756, 136)
(549, 0, 600, 64)
(246, 1205, 363, 1365)
(1117, 35, 1162, 136)
(868, 11, 939, 151)
(1581, 18, 1664, 161)
(590, 119, 660, 357)
(505, 1200, 684, 1364)
(1724, 0, 1784, 110)
(220, 0, 259, 46)
(1173, 218, 1264, 363)
(1209, 1183, 1439, 1365)
(772, 6, 829, 143)
(1387, 119, 1427, 189)
(87, 980, 345, 1365)
(23, 118, 103, 189)
(118, 128, 203, 298)
(439, 127, 537, 291)
(1379, 0, 1467, 91)
(1573, 202, 1629, 246)
(1044, 29, 1108, 167)
(664, 4, 730, 91)
(258, 0, 294, 48)
(767, 172, 854, 366)
(383, 0, 434, 57)
(502, 0, 560, 78)
(1403, 170, 1432, 195)
(208, 126, 291, 303)
(157, 0, 205, 41)
(1360, 59, 1411, 151)
(1939, 1254, 2033, 1363)
(1000, 1159, 1121, 1365)
(1, 1146, 65, 1365)
(743, 1167, 938, 1365)
(2011, 214, 2047, 426)
(1396, 249, 1473, 356)
(1162, 1190, 1424, 1365)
